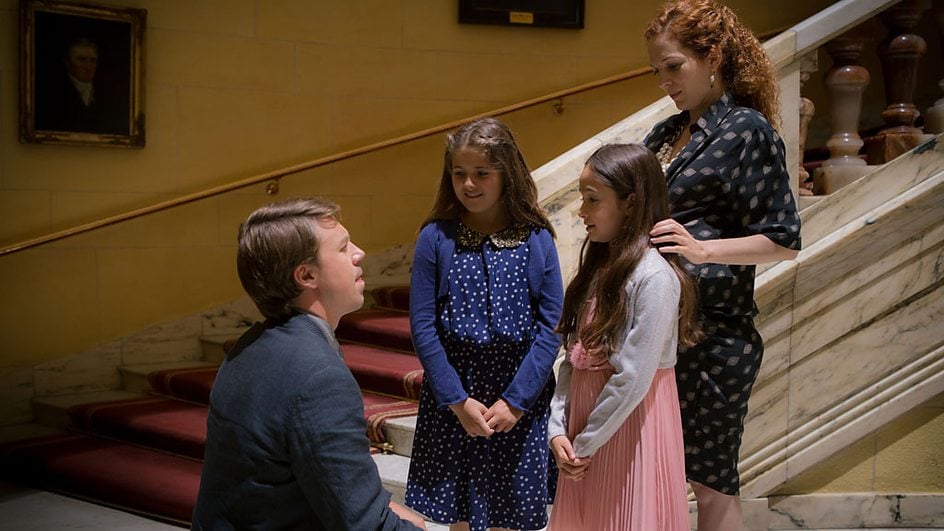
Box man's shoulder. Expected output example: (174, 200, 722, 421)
(223, 316, 340, 380)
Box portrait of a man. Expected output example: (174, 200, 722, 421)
(20, 0, 145, 147)
(35, 36, 129, 135)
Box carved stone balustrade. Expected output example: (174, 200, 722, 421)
(866, 0, 933, 162)
(813, 23, 873, 194)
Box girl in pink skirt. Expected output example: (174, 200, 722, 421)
(548, 143, 702, 530)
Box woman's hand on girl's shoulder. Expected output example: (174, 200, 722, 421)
(650, 218, 710, 264)
(550, 436, 591, 481)
(484, 398, 523, 433)
(449, 398, 495, 438)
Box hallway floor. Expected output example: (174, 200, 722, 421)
(4, 480, 939, 530)
(0, 481, 455, 530)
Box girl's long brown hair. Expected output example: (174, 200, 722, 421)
(557, 144, 701, 354)
(645, 0, 781, 130)
(423, 117, 554, 236)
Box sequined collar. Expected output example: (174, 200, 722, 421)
(457, 222, 530, 249)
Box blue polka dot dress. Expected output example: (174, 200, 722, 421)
(405, 222, 556, 531)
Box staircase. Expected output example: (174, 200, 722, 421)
(0, 289, 421, 526)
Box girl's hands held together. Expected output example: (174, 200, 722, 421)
(484, 398, 523, 433)
(650, 218, 709, 264)
(550, 436, 591, 481)
(449, 398, 495, 438)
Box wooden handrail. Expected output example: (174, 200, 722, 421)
(0, 65, 655, 257)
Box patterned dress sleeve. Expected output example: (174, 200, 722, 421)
(730, 111, 801, 250)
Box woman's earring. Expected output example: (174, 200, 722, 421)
(710, 73, 716, 88)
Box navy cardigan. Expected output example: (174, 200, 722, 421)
(409, 220, 564, 411)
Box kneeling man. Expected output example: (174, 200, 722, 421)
(193, 197, 424, 530)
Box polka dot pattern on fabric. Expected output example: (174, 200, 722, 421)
(405, 223, 554, 531)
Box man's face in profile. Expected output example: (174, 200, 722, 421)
(65, 44, 97, 83)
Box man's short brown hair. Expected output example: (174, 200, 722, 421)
(236, 197, 340, 319)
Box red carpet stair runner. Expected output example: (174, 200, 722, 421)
(1, 287, 419, 526)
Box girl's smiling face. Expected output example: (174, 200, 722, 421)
(578, 165, 633, 243)
(451, 146, 504, 221)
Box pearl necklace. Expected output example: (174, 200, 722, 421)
(656, 141, 676, 173)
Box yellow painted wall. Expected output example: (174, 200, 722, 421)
(0, 0, 831, 367)
(776, 392, 944, 493)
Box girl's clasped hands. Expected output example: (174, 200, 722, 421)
(449, 397, 523, 437)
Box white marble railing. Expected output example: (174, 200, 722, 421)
(742, 134, 943, 497)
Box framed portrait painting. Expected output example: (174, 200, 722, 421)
(459, 0, 584, 29)
(20, 0, 146, 147)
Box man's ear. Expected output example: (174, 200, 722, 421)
(293, 262, 319, 290)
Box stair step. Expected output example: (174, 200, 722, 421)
(200, 335, 239, 364)
(119, 361, 216, 395)
(382, 416, 416, 458)
(0, 423, 62, 444)
(68, 397, 208, 460)
(372, 452, 411, 504)
(370, 286, 410, 312)
(336, 308, 414, 353)
(32, 390, 145, 431)
(0, 432, 200, 525)
(145, 364, 218, 404)
(341, 342, 423, 400)
(362, 391, 418, 452)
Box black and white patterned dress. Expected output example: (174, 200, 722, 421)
(644, 92, 801, 495)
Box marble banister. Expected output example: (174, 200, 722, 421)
(742, 134, 943, 497)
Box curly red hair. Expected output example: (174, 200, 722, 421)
(645, 0, 780, 130)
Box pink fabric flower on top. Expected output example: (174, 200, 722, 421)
(569, 341, 593, 370)
(568, 340, 610, 371)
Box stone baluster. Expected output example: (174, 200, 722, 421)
(798, 57, 816, 196)
(866, 0, 932, 162)
(798, 97, 816, 195)
(814, 23, 872, 195)
(925, 0, 944, 133)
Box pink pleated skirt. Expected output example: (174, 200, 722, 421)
(549, 367, 689, 531)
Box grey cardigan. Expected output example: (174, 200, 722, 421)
(548, 248, 681, 458)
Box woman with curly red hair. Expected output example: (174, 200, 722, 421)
(643, 1, 802, 529)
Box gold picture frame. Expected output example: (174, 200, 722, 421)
(20, 0, 146, 147)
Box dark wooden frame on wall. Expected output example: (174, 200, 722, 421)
(20, 0, 146, 148)
(459, 0, 584, 29)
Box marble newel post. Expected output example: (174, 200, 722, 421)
(813, 23, 872, 195)
(924, 0, 944, 133)
(866, 0, 932, 162)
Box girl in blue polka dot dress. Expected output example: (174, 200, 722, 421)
(405, 118, 563, 531)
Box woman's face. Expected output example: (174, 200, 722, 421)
(578, 166, 632, 244)
(647, 32, 719, 118)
